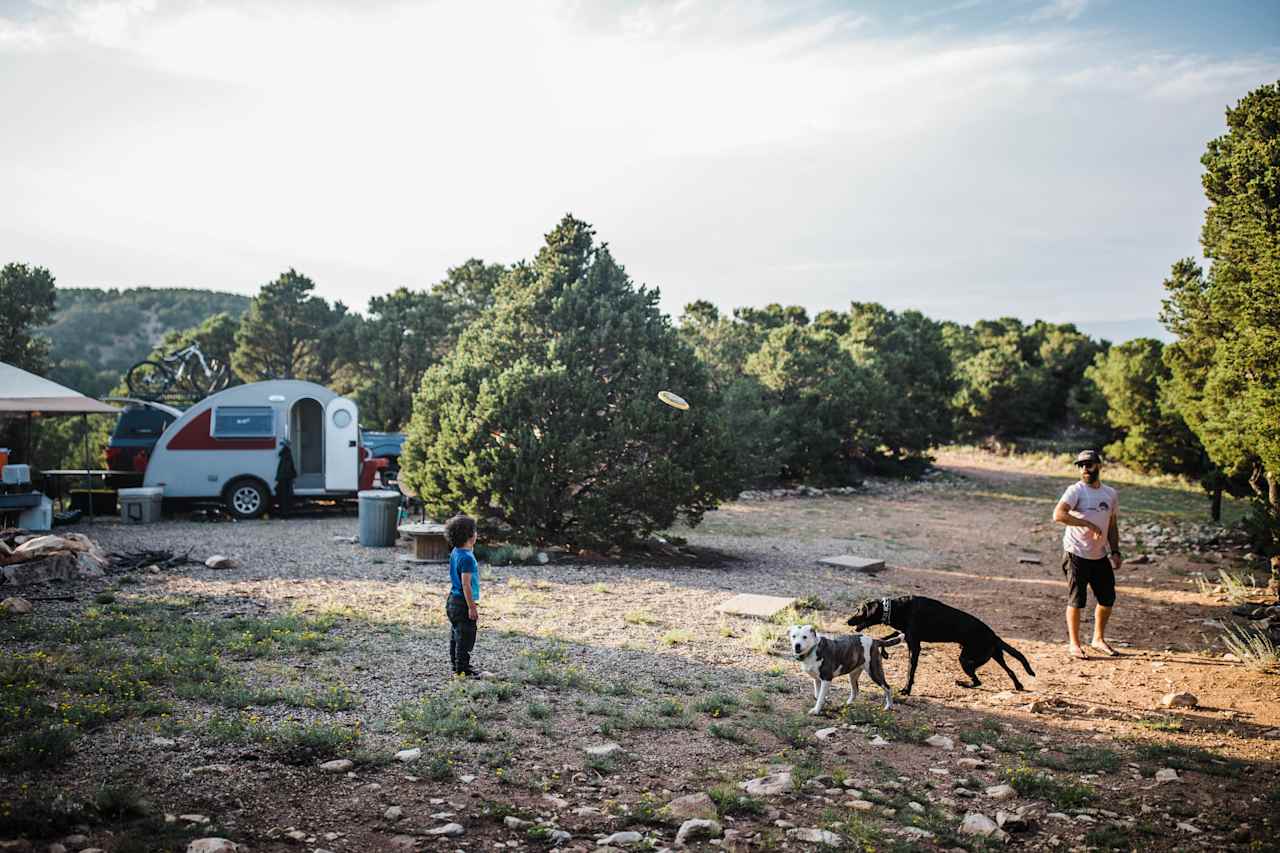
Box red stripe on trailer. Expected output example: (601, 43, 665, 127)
(165, 409, 276, 451)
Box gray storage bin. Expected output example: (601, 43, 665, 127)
(358, 489, 401, 546)
(119, 486, 163, 524)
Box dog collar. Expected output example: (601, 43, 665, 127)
(881, 597, 892, 625)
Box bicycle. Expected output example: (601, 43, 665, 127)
(126, 343, 231, 399)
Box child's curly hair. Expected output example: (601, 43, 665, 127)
(444, 514, 477, 549)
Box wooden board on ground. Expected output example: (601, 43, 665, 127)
(817, 555, 886, 573)
(717, 593, 796, 620)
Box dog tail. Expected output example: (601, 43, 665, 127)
(1000, 639, 1035, 676)
(876, 631, 904, 658)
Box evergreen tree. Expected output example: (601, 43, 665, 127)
(232, 270, 333, 382)
(0, 262, 57, 373)
(400, 215, 739, 546)
(356, 288, 451, 431)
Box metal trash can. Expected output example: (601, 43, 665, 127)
(358, 489, 401, 547)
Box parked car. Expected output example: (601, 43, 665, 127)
(104, 399, 184, 472)
(360, 430, 404, 478)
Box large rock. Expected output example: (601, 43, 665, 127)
(584, 742, 624, 758)
(786, 828, 843, 846)
(675, 819, 722, 846)
(985, 784, 1016, 800)
(740, 771, 794, 796)
(959, 812, 1001, 837)
(597, 831, 642, 847)
(187, 841, 239, 853)
(664, 792, 718, 822)
(0, 596, 33, 614)
(395, 748, 421, 763)
(1155, 768, 1179, 783)
(1, 553, 81, 585)
(319, 759, 353, 773)
(426, 823, 464, 837)
(204, 555, 238, 570)
(1160, 692, 1198, 708)
(925, 735, 954, 750)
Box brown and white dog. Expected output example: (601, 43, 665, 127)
(788, 624, 903, 715)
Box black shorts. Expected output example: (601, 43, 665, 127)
(1063, 552, 1116, 608)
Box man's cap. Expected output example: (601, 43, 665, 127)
(1074, 449, 1103, 466)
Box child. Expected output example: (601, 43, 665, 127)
(445, 514, 481, 677)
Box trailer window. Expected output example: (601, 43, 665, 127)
(212, 406, 275, 439)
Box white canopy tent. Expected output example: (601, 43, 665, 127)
(0, 362, 119, 415)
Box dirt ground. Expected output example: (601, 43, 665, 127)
(2, 450, 1277, 852)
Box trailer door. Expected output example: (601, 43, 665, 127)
(324, 397, 359, 491)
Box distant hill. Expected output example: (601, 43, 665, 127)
(44, 287, 250, 374)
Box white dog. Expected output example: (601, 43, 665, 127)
(788, 624, 902, 715)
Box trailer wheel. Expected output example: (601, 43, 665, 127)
(224, 478, 268, 520)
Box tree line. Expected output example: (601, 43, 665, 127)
(1, 81, 1275, 553)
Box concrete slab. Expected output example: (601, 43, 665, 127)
(817, 555, 886, 572)
(717, 593, 796, 620)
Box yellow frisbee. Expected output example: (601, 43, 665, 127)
(658, 390, 689, 410)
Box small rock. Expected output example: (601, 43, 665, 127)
(386, 836, 418, 851)
(907, 802, 924, 813)
(426, 823, 465, 837)
(957, 758, 985, 770)
(190, 764, 234, 775)
(187, 842, 239, 853)
(543, 794, 570, 809)
(204, 555, 237, 569)
(459, 774, 476, 784)
(180, 814, 210, 825)
(985, 784, 1016, 801)
(319, 759, 353, 773)
(786, 828, 843, 846)
(869, 735, 889, 746)
(504, 816, 531, 829)
(1046, 812, 1069, 820)
(597, 832, 642, 847)
(664, 792, 718, 822)
(1160, 691, 1198, 708)
(675, 819, 722, 846)
(429, 812, 455, 820)
(900, 827, 936, 840)
(1076, 814, 1096, 824)
(62, 838, 89, 849)
(151, 737, 176, 749)
(285, 832, 306, 842)
(1155, 768, 1179, 783)
(847, 800, 874, 811)
(815, 727, 839, 740)
(584, 742, 624, 758)
(1027, 699, 1049, 714)
(49, 845, 68, 853)
(959, 812, 1000, 837)
(739, 772, 794, 796)
(395, 748, 421, 763)
(926, 735, 954, 750)
(0, 596, 33, 614)
(1176, 822, 1201, 833)
(996, 810, 1031, 832)
(549, 830, 572, 844)
(384, 806, 403, 821)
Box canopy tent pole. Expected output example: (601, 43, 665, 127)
(82, 413, 94, 524)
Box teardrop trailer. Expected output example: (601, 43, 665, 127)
(142, 380, 384, 518)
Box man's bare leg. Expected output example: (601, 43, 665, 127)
(1091, 605, 1116, 655)
(1066, 606, 1087, 658)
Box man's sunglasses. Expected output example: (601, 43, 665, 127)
(1075, 461, 1100, 469)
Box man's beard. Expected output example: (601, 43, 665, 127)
(1084, 470, 1099, 484)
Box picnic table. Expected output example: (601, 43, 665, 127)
(397, 522, 449, 563)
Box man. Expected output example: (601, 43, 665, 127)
(1053, 449, 1122, 660)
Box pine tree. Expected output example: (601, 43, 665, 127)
(232, 269, 333, 382)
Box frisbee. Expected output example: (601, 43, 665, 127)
(658, 390, 689, 410)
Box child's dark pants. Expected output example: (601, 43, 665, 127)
(446, 594, 477, 675)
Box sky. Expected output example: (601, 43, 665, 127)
(2, 0, 1277, 341)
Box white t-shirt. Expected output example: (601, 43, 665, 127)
(1059, 481, 1118, 560)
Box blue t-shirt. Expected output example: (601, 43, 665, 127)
(449, 548, 481, 602)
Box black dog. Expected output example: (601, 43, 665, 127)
(847, 596, 1034, 694)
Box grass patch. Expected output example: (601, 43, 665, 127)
(754, 712, 813, 748)
(708, 722, 750, 744)
(1133, 716, 1183, 733)
(840, 701, 932, 743)
(1083, 823, 1162, 851)
(748, 624, 785, 654)
(526, 702, 551, 721)
(1132, 742, 1245, 777)
(694, 691, 739, 718)
(624, 611, 660, 626)
(660, 628, 692, 646)
(708, 783, 765, 816)
(257, 720, 360, 765)
(1003, 764, 1094, 809)
(1034, 745, 1120, 773)
(512, 644, 586, 688)
(1194, 568, 1262, 604)
(1221, 623, 1280, 671)
(958, 719, 1002, 745)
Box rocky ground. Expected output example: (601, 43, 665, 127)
(1, 450, 1277, 852)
